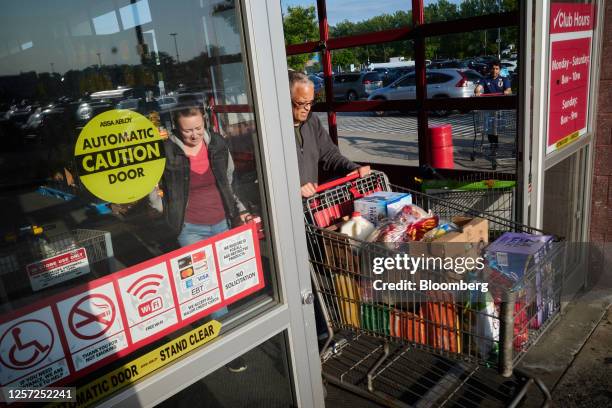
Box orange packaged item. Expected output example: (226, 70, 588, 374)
(390, 309, 426, 345)
(405, 215, 439, 241)
(423, 292, 461, 353)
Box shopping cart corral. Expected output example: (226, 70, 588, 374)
(470, 110, 517, 170)
(304, 171, 561, 407)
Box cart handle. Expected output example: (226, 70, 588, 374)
(475, 92, 505, 97)
(315, 173, 360, 193)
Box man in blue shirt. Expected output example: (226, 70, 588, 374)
(474, 60, 512, 96)
(474, 60, 512, 155)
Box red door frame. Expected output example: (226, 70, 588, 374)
(285, 0, 519, 167)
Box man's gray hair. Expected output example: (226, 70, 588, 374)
(289, 71, 314, 92)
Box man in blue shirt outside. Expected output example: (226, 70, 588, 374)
(474, 60, 512, 155)
(474, 60, 512, 96)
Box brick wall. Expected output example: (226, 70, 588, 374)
(590, 1, 612, 243)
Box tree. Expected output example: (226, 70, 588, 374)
(332, 49, 358, 71)
(283, 2, 520, 68)
(283, 6, 318, 71)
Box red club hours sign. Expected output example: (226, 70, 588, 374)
(546, 3, 595, 154)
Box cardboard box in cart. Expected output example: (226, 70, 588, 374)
(484, 232, 557, 329)
(408, 216, 489, 260)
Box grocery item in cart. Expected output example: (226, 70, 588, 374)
(485, 232, 559, 332)
(421, 221, 460, 242)
(322, 221, 363, 274)
(354, 192, 412, 226)
(484, 232, 554, 283)
(464, 291, 499, 359)
(422, 292, 461, 353)
(339, 212, 375, 242)
(412, 217, 488, 261)
(393, 203, 430, 225)
(361, 303, 390, 336)
(334, 273, 361, 328)
(390, 307, 426, 345)
(367, 204, 438, 245)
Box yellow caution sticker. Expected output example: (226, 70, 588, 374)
(74, 110, 166, 204)
(555, 130, 580, 150)
(51, 321, 221, 408)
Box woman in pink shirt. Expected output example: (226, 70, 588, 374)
(161, 104, 248, 247)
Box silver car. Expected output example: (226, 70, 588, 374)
(333, 72, 383, 101)
(367, 68, 482, 116)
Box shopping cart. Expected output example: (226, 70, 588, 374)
(0, 229, 114, 302)
(470, 109, 517, 170)
(305, 171, 560, 407)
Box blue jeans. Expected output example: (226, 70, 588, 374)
(177, 219, 229, 320)
(178, 219, 229, 247)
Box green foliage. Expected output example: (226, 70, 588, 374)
(283, 6, 319, 71)
(284, 0, 520, 70)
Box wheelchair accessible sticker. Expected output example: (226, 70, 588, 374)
(74, 110, 166, 204)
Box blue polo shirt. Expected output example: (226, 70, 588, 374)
(478, 75, 511, 94)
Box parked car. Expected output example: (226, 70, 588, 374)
(308, 75, 324, 96)
(466, 60, 490, 76)
(367, 68, 482, 116)
(501, 60, 517, 74)
(75, 100, 114, 124)
(116, 98, 141, 111)
(333, 72, 383, 101)
(429, 59, 470, 69)
(157, 96, 178, 111)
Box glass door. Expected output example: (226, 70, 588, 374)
(0, 0, 323, 406)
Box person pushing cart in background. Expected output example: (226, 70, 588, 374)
(474, 60, 512, 157)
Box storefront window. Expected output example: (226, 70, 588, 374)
(0, 0, 278, 403)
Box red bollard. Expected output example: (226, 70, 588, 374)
(428, 125, 454, 169)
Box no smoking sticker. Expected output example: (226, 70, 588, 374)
(56, 283, 129, 371)
(74, 109, 166, 204)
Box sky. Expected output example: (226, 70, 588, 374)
(0, 0, 242, 76)
(282, 0, 463, 26)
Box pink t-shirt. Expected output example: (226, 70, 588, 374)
(184, 143, 226, 225)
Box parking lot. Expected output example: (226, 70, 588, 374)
(316, 111, 517, 173)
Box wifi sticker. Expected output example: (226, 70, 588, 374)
(117, 264, 178, 343)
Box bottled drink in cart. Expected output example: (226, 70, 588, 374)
(340, 211, 375, 241)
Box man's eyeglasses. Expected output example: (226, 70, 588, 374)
(292, 99, 315, 109)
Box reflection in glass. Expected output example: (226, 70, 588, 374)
(156, 331, 295, 407)
(0, 0, 276, 399)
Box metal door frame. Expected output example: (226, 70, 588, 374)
(526, 0, 605, 243)
(99, 0, 324, 406)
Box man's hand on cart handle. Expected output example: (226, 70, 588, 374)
(301, 182, 318, 198)
(346, 166, 371, 178)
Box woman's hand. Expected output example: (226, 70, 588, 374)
(240, 212, 252, 223)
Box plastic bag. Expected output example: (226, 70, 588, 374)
(367, 204, 439, 244)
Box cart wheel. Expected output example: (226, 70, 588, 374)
(470, 153, 475, 161)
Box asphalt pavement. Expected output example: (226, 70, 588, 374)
(316, 111, 518, 173)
